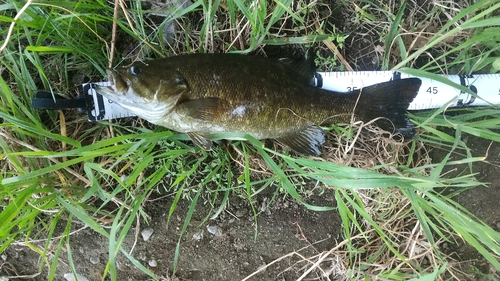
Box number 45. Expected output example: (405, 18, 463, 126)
(427, 87, 438, 94)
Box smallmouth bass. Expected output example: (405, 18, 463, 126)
(96, 53, 421, 155)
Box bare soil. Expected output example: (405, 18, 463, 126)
(432, 132, 500, 280)
(3, 136, 499, 281)
(3, 188, 342, 280)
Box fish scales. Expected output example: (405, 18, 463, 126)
(96, 53, 421, 155)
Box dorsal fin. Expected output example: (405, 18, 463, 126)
(278, 49, 316, 85)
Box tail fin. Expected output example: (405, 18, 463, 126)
(355, 78, 421, 138)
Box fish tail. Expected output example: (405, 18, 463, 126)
(355, 78, 421, 138)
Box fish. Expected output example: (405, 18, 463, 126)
(96, 53, 421, 155)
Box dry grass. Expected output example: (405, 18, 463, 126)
(85, 0, 498, 279)
(233, 121, 440, 280)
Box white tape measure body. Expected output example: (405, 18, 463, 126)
(87, 72, 500, 121)
(319, 71, 500, 110)
(83, 82, 138, 121)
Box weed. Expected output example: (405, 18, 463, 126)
(1, 0, 499, 280)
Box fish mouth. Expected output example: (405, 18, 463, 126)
(107, 69, 128, 93)
(96, 69, 128, 95)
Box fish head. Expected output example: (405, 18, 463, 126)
(95, 62, 188, 123)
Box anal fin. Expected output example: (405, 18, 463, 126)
(187, 132, 213, 151)
(277, 125, 325, 156)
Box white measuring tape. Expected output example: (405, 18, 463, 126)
(319, 71, 500, 110)
(84, 72, 500, 121)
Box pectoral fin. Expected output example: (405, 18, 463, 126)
(187, 132, 213, 151)
(177, 98, 228, 121)
(277, 125, 325, 155)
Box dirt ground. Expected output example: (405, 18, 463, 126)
(3, 187, 343, 280)
(2, 136, 499, 281)
(436, 133, 500, 280)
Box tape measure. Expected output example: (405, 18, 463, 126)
(80, 72, 500, 121)
(82, 82, 136, 121)
(318, 71, 500, 110)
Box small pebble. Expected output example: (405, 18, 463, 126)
(207, 225, 218, 235)
(1, 254, 6, 261)
(90, 255, 100, 265)
(148, 259, 157, 267)
(141, 228, 154, 241)
(63, 273, 89, 281)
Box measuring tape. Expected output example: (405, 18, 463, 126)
(319, 71, 500, 110)
(79, 72, 500, 121)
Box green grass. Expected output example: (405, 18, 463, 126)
(1, 0, 500, 280)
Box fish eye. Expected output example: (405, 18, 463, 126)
(129, 66, 141, 76)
